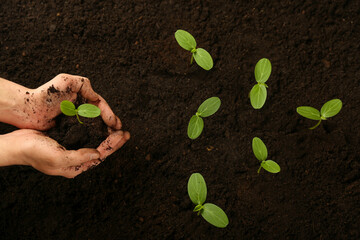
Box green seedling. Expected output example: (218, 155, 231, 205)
(187, 173, 229, 228)
(60, 100, 101, 124)
(187, 97, 221, 139)
(252, 137, 280, 174)
(249, 58, 272, 109)
(174, 29, 213, 70)
(296, 99, 342, 129)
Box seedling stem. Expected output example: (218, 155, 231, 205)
(76, 112, 83, 124)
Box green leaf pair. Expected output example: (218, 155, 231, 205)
(187, 97, 221, 139)
(249, 58, 272, 109)
(60, 100, 101, 124)
(175, 30, 213, 70)
(252, 137, 280, 174)
(188, 173, 229, 228)
(296, 99, 342, 129)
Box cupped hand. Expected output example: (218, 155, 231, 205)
(0, 129, 129, 178)
(18, 73, 121, 131)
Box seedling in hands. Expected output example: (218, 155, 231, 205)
(296, 99, 342, 129)
(187, 173, 229, 228)
(188, 97, 221, 139)
(174, 29, 213, 70)
(252, 137, 280, 174)
(249, 58, 272, 109)
(60, 100, 101, 124)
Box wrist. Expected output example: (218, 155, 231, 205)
(0, 132, 27, 166)
(0, 78, 33, 128)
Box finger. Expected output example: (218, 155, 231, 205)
(64, 74, 99, 101)
(97, 130, 130, 160)
(55, 159, 102, 178)
(90, 95, 122, 130)
(77, 77, 99, 102)
(115, 116, 122, 130)
(62, 148, 100, 167)
(80, 159, 102, 169)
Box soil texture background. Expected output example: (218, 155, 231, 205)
(0, 1, 359, 239)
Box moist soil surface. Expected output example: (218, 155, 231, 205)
(0, 1, 359, 239)
(47, 95, 108, 150)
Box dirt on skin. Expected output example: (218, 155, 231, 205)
(0, 1, 359, 240)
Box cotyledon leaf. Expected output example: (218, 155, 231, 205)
(296, 106, 321, 120)
(197, 97, 221, 117)
(320, 99, 342, 118)
(187, 173, 207, 205)
(261, 160, 281, 173)
(174, 30, 197, 51)
(250, 84, 267, 109)
(60, 100, 76, 116)
(201, 203, 229, 228)
(187, 115, 204, 139)
(254, 58, 271, 83)
(252, 137, 268, 161)
(193, 48, 213, 70)
(77, 104, 101, 118)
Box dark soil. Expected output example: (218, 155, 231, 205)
(47, 95, 108, 150)
(0, 1, 359, 239)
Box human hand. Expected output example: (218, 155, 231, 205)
(0, 129, 129, 178)
(16, 73, 122, 131)
(0, 74, 129, 170)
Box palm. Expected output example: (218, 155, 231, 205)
(10, 128, 129, 178)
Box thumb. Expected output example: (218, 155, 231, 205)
(64, 148, 100, 166)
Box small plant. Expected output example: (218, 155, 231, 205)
(187, 173, 229, 228)
(252, 137, 280, 174)
(249, 58, 272, 109)
(60, 100, 101, 124)
(187, 97, 221, 139)
(296, 99, 342, 129)
(174, 29, 213, 70)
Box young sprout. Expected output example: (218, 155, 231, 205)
(187, 97, 221, 139)
(249, 58, 272, 109)
(174, 29, 213, 70)
(296, 99, 342, 129)
(252, 137, 280, 174)
(60, 100, 101, 124)
(187, 173, 229, 228)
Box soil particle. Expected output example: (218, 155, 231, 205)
(47, 85, 60, 95)
(66, 86, 72, 93)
